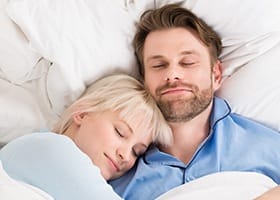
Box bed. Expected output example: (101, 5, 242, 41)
(0, 0, 280, 199)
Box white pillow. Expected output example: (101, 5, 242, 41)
(6, 0, 139, 114)
(0, 0, 41, 84)
(0, 59, 58, 145)
(217, 44, 280, 132)
(0, 78, 46, 144)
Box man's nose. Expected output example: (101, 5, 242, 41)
(165, 65, 183, 82)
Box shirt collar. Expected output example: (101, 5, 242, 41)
(210, 97, 231, 129)
(144, 97, 231, 165)
(144, 146, 187, 167)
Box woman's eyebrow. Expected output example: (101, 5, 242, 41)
(120, 120, 134, 134)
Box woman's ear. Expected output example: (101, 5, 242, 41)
(72, 112, 86, 125)
(212, 60, 223, 91)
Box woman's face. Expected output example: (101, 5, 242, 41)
(67, 111, 152, 180)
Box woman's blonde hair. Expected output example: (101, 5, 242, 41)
(53, 73, 172, 146)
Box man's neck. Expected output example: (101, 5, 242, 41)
(160, 103, 212, 164)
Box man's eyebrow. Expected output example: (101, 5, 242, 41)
(146, 50, 199, 62)
(181, 50, 199, 56)
(146, 55, 164, 62)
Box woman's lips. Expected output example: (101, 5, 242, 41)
(105, 154, 120, 172)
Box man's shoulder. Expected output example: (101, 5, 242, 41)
(214, 107, 279, 138)
(213, 97, 278, 134)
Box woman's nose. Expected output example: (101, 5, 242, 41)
(117, 147, 130, 162)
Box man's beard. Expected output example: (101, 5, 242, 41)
(155, 82, 213, 123)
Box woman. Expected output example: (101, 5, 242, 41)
(0, 73, 172, 200)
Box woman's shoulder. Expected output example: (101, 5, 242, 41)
(0, 132, 76, 164)
(3, 132, 72, 148)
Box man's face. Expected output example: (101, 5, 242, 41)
(143, 28, 221, 122)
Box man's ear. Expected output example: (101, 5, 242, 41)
(212, 60, 223, 90)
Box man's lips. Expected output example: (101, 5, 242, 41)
(105, 154, 120, 172)
(161, 87, 192, 95)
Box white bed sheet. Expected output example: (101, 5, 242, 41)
(157, 171, 277, 200)
(0, 161, 276, 200)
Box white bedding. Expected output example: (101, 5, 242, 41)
(0, 160, 276, 200)
(0, 59, 58, 145)
(0, 0, 280, 198)
(157, 171, 277, 200)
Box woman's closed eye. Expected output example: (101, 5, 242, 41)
(115, 128, 124, 137)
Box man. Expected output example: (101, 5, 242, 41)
(109, 3, 280, 199)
